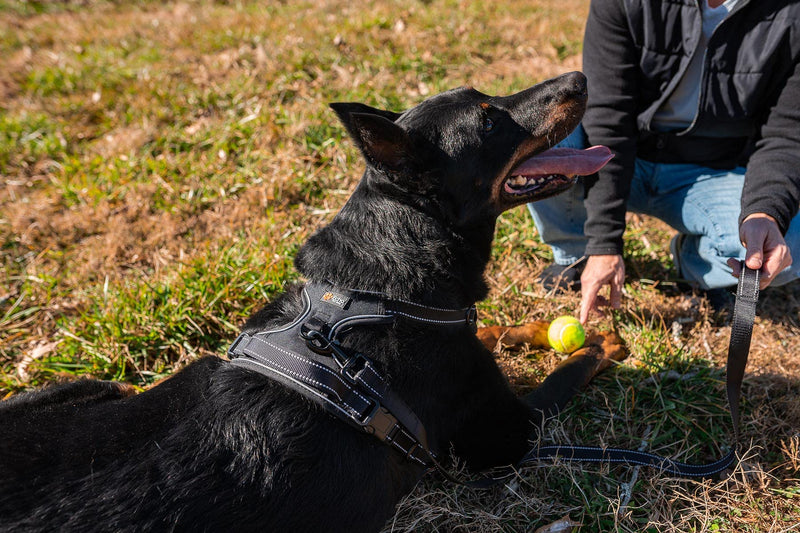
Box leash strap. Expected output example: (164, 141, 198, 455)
(726, 262, 759, 442)
(500, 262, 759, 480)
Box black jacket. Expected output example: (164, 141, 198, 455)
(582, 0, 800, 256)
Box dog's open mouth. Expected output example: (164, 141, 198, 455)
(503, 145, 613, 200)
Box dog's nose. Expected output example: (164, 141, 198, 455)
(559, 71, 587, 98)
(496, 71, 587, 110)
(494, 71, 589, 134)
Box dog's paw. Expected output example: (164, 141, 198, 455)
(476, 321, 550, 352)
(584, 329, 627, 370)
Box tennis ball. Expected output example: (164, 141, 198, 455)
(547, 316, 585, 353)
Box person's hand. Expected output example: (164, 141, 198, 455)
(579, 254, 625, 324)
(727, 213, 792, 289)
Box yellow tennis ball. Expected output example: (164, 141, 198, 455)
(547, 316, 585, 353)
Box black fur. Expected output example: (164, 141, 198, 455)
(1, 72, 596, 532)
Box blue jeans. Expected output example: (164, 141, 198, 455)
(527, 125, 800, 290)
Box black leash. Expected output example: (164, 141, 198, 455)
(487, 262, 760, 481)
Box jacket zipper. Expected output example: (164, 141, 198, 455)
(644, 0, 703, 135)
(680, 0, 750, 136)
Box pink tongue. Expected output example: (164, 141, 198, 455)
(511, 145, 613, 176)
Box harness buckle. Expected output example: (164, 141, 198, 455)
(466, 306, 478, 333)
(227, 333, 248, 358)
(301, 321, 334, 355)
(360, 403, 399, 442)
(341, 353, 369, 382)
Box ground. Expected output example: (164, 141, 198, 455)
(1, 1, 799, 531)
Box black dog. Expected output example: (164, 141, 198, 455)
(0, 71, 624, 532)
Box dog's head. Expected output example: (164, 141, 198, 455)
(330, 72, 611, 228)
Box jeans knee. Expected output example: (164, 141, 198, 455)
(713, 233, 745, 261)
(772, 253, 800, 287)
(558, 124, 588, 150)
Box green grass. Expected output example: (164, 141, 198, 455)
(49, 233, 295, 384)
(0, 112, 67, 172)
(1, 0, 799, 531)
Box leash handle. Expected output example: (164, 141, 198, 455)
(727, 261, 759, 442)
(478, 262, 760, 483)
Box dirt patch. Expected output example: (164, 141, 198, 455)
(90, 125, 155, 158)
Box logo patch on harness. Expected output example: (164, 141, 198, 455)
(321, 291, 351, 309)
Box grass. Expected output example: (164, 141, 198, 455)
(2, 0, 799, 531)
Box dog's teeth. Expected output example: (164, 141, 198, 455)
(509, 175, 527, 187)
(507, 174, 558, 190)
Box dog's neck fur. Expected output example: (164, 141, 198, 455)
(295, 169, 494, 308)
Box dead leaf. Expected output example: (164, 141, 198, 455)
(533, 515, 581, 533)
(17, 341, 60, 381)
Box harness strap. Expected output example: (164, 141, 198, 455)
(230, 335, 433, 467)
(229, 334, 375, 418)
(340, 352, 430, 450)
(228, 281, 477, 470)
(299, 282, 478, 341)
(385, 299, 479, 331)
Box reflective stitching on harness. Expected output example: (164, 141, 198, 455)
(388, 310, 470, 324)
(354, 373, 382, 400)
(392, 429, 428, 466)
(392, 434, 410, 454)
(357, 364, 385, 399)
(253, 289, 313, 337)
(232, 358, 358, 420)
(249, 336, 373, 407)
(242, 344, 345, 404)
(391, 298, 469, 312)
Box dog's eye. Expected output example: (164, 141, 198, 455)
(484, 118, 494, 132)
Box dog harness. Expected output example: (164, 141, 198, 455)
(228, 282, 477, 469)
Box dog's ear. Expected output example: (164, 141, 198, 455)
(329, 102, 402, 124)
(330, 103, 412, 171)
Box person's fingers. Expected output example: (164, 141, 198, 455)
(727, 257, 742, 278)
(609, 266, 624, 309)
(740, 217, 767, 270)
(729, 247, 790, 288)
(743, 237, 765, 271)
(740, 215, 791, 289)
(579, 255, 625, 324)
(760, 242, 791, 288)
(579, 270, 608, 324)
(593, 294, 610, 308)
(579, 280, 600, 324)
